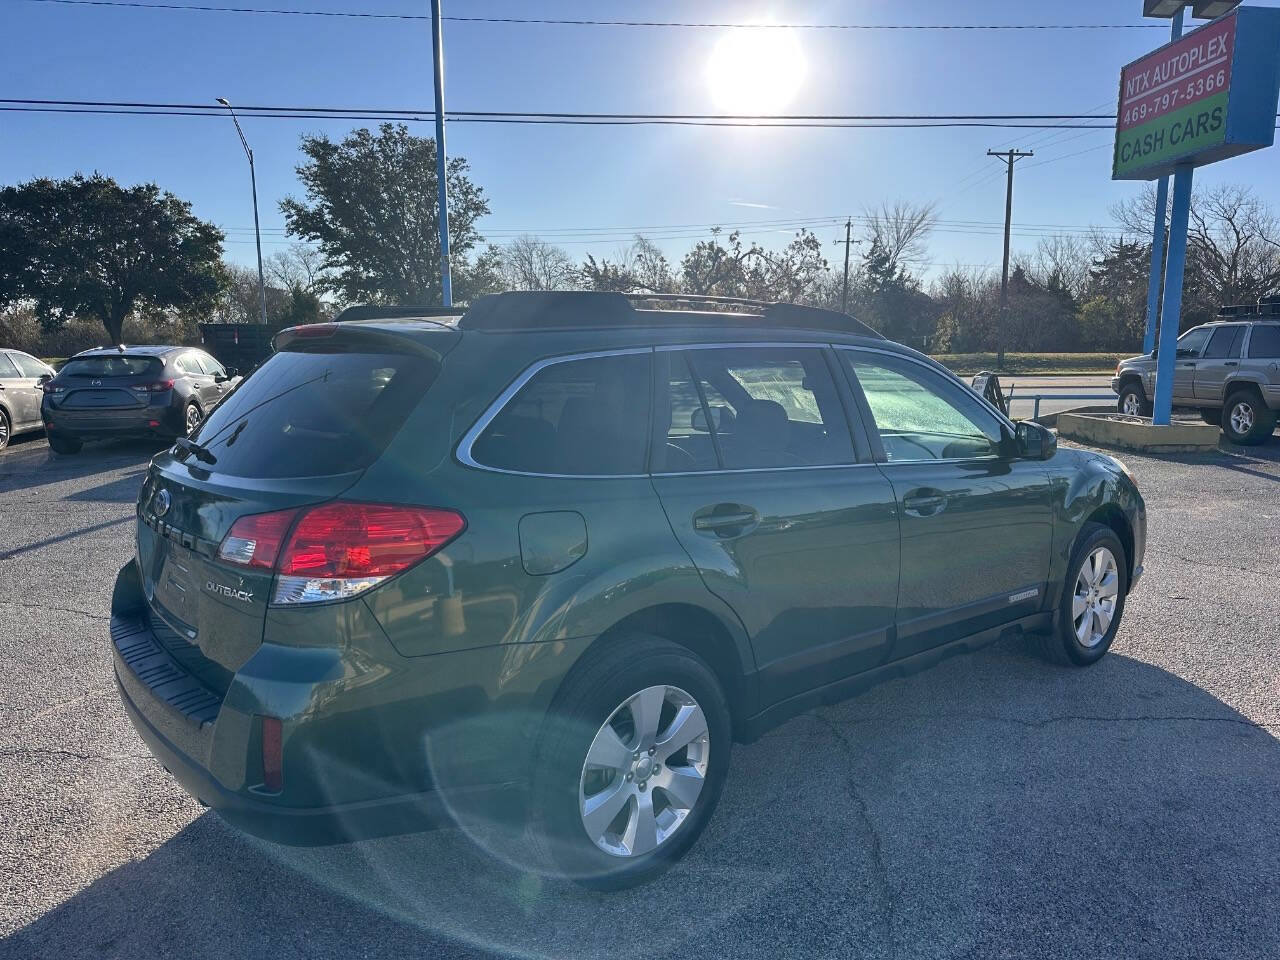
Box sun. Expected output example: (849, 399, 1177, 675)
(707, 24, 808, 115)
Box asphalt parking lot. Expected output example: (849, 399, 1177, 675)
(2, 430, 1280, 960)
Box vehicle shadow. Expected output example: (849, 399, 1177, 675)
(0, 438, 164, 498)
(5, 641, 1279, 960)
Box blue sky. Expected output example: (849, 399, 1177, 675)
(4, 0, 1280, 282)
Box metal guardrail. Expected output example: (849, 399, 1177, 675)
(1004, 385, 1116, 420)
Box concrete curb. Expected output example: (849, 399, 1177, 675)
(1056, 412, 1221, 453)
(1030, 405, 1115, 428)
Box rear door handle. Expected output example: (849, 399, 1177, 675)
(1224, 361, 1238, 367)
(902, 490, 948, 517)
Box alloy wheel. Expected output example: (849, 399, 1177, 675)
(0, 414, 8, 450)
(1122, 393, 1141, 416)
(186, 404, 202, 435)
(1072, 546, 1119, 648)
(1230, 401, 1254, 436)
(579, 685, 710, 858)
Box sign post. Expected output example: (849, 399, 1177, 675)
(1114, 5, 1280, 424)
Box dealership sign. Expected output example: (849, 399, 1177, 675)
(1113, 6, 1280, 180)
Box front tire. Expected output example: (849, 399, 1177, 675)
(1117, 383, 1151, 417)
(529, 634, 731, 889)
(1222, 390, 1275, 445)
(47, 434, 82, 455)
(1035, 523, 1128, 667)
(0, 409, 9, 452)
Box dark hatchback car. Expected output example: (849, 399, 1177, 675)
(111, 292, 1146, 888)
(42, 345, 239, 454)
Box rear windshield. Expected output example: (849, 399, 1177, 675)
(189, 346, 436, 478)
(60, 356, 162, 378)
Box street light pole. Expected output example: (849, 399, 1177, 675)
(430, 0, 453, 306)
(216, 98, 268, 326)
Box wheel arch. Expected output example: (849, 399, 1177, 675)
(1117, 373, 1147, 397)
(1082, 503, 1135, 584)
(1223, 376, 1266, 403)
(583, 602, 754, 735)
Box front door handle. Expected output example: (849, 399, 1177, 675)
(692, 504, 760, 537)
(902, 489, 948, 517)
(1224, 361, 1238, 367)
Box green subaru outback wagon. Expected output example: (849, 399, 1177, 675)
(112, 291, 1146, 887)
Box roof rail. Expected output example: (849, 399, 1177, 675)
(457, 290, 884, 338)
(333, 304, 464, 323)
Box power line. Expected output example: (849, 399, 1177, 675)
(19, 0, 1168, 30)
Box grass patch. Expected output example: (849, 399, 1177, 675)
(931, 352, 1127, 376)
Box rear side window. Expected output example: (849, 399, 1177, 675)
(190, 348, 436, 478)
(660, 347, 855, 471)
(469, 353, 651, 476)
(60, 356, 161, 378)
(1248, 325, 1280, 358)
(0, 354, 20, 378)
(1203, 326, 1244, 359)
(174, 354, 203, 375)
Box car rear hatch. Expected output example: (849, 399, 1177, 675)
(134, 322, 460, 684)
(53, 355, 165, 410)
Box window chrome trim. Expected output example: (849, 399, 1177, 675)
(455, 346, 655, 479)
(833, 343, 1019, 436)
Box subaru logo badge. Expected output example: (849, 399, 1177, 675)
(154, 489, 171, 517)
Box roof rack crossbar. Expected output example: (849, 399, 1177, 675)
(333, 304, 464, 323)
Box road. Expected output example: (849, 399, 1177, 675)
(3, 430, 1280, 959)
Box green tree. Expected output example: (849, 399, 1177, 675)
(0, 174, 225, 345)
(281, 124, 490, 305)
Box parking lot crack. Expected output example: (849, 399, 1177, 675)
(1170, 553, 1273, 578)
(0, 599, 109, 622)
(0, 746, 149, 763)
(806, 711, 898, 960)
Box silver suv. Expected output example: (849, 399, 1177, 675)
(0, 349, 56, 452)
(1112, 315, 1280, 445)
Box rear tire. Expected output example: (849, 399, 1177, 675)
(528, 633, 731, 890)
(47, 434, 82, 455)
(184, 402, 203, 436)
(1034, 522, 1127, 667)
(1222, 390, 1275, 445)
(1117, 383, 1151, 418)
(0, 409, 9, 452)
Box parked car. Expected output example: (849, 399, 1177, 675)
(111, 292, 1146, 888)
(0, 349, 57, 451)
(41, 345, 239, 454)
(1112, 314, 1280, 445)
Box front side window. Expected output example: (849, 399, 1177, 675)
(470, 352, 651, 476)
(10, 353, 50, 378)
(1176, 326, 1212, 358)
(1248, 325, 1280, 358)
(197, 353, 226, 377)
(660, 346, 854, 471)
(844, 352, 1005, 462)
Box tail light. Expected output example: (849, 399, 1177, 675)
(217, 502, 465, 605)
(135, 379, 175, 393)
(42, 382, 65, 395)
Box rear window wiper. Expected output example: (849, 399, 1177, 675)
(173, 436, 217, 465)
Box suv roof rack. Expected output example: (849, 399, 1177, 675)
(457, 290, 885, 338)
(333, 304, 464, 323)
(1218, 300, 1280, 318)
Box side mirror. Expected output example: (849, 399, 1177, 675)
(37, 373, 52, 385)
(690, 405, 727, 432)
(1016, 421, 1057, 461)
(1175, 348, 1195, 359)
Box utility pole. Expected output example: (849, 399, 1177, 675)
(987, 148, 1033, 366)
(835, 218, 860, 314)
(429, 0, 452, 306)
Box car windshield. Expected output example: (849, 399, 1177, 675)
(59, 356, 161, 378)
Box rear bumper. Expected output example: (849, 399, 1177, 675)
(114, 665, 516, 845)
(43, 401, 183, 438)
(110, 559, 537, 846)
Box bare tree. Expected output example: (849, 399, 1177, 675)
(1186, 183, 1280, 305)
(861, 200, 938, 275)
(499, 234, 577, 291)
(267, 243, 325, 294)
(1025, 234, 1092, 299)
